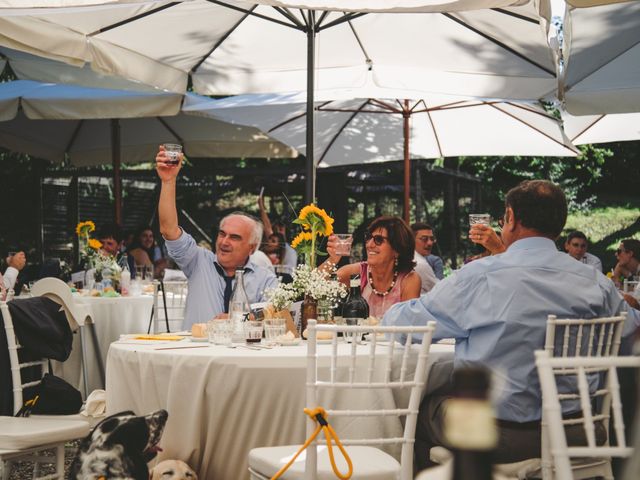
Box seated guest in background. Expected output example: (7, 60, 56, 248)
(613, 239, 640, 287)
(412, 223, 444, 280)
(2, 251, 26, 291)
(262, 233, 287, 267)
(258, 194, 297, 271)
(97, 224, 123, 259)
(410, 223, 439, 293)
(325, 216, 421, 319)
(564, 230, 603, 272)
(383, 180, 640, 470)
(155, 146, 278, 328)
(127, 226, 167, 278)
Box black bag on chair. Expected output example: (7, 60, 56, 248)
(17, 373, 82, 416)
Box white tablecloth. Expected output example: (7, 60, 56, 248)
(106, 340, 454, 480)
(55, 295, 154, 394)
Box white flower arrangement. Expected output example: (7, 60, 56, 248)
(264, 264, 347, 311)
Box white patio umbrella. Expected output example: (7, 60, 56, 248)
(0, 0, 556, 203)
(552, 0, 640, 115)
(186, 89, 578, 220)
(561, 111, 640, 145)
(0, 80, 297, 223)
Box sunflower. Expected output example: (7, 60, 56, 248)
(76, 220, 96, 235)
(298, 204, 334, 237)
(291, 231, 313, 249)
(88, 238, 103, 250)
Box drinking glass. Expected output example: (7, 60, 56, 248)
(344, 317, 362, 344)
(208, 319, 233, 346)
(135, 265, 154, 283)
(244, 321, 263, 344)
(334, 234, 353, 256)
(469, 214, 491, 226)
(129, 279, 143, 296)
(264, 318, 287, 345)
(163, 143, 183, 165)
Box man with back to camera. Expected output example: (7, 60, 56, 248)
(383, 180, 640, 470)
(565, 230, 603, 272)
(155, 146, 277, 328)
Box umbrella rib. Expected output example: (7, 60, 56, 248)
(157, 117, 184, 145)
(569, 114, 606, 143)
(64, 120, 85, 153)
(317, 12, 366, 32)
(490, 103, 578, 154)
(441, 12, 555, 77)
(491, 7, 540, 24)
(192, 5, 258, 74)
(93, 2, 181, 34)
(273, 7, 306, 29)
(424, 109, 444, 158)
(317, 99, 370, 167)
(206, 1, 302, 30)
(346, 17, 372, 67)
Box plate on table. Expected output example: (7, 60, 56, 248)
(189, 336, 209, 343)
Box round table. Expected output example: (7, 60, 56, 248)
(106, 340, 454, 480)
(54, 295, 154, 394)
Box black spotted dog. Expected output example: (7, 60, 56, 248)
(69, 409, 168, 480)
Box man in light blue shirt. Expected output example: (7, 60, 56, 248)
(156, 147, 278, 328)
(384, 180, 640, 468)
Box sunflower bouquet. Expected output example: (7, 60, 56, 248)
(76, 220, 121, 285)
(290, 204, 334, 269)
(264, 204, 346, 318)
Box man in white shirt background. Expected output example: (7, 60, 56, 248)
(564, 230, 603, 272)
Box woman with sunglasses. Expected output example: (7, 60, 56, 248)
(324, 216, 421, 319)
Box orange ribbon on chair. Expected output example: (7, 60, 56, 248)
(270, 407, 353, 480)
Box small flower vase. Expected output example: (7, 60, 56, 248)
(316, 298, 334, 324)
(300, 295, 317, 339)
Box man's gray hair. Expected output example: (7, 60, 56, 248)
(220, 212, 263, 248)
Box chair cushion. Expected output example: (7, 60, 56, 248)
(0, 417, 89, 450)
(249, 445, 400, 480)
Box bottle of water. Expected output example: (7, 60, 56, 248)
(229, 268, 251, 342)
(120, 254, 131, 296)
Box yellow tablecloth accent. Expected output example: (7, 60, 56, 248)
(133, 335, 184, 341)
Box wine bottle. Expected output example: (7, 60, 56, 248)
(342, 277, 369, 342)
(444, 367, 496, 480)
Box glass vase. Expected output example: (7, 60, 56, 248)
(316, 298, 334, 324)
(300, 295, 317, 339)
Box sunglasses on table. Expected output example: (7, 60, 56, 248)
(364, 233, 389, 246)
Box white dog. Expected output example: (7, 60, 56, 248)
(150, 459, 198, 480)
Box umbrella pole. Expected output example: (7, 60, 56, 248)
(305, 11, 316, 204)
(111, 119, 122, 226)
(403, 100, 410, 223)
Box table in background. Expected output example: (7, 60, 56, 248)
(106, 340, 454, 480)
(55, 295, 154, 394)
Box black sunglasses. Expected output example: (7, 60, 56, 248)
(365, 233, 388, 246)
(617, 248, 625, 255)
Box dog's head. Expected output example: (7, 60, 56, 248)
(89, 410, 169, 461)
(150, 460, 197, 480)
(70, 410, 169, 480)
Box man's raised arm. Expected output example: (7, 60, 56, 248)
(156, 145, 182, 241)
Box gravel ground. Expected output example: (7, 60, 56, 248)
(6, 440, 79, 480)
